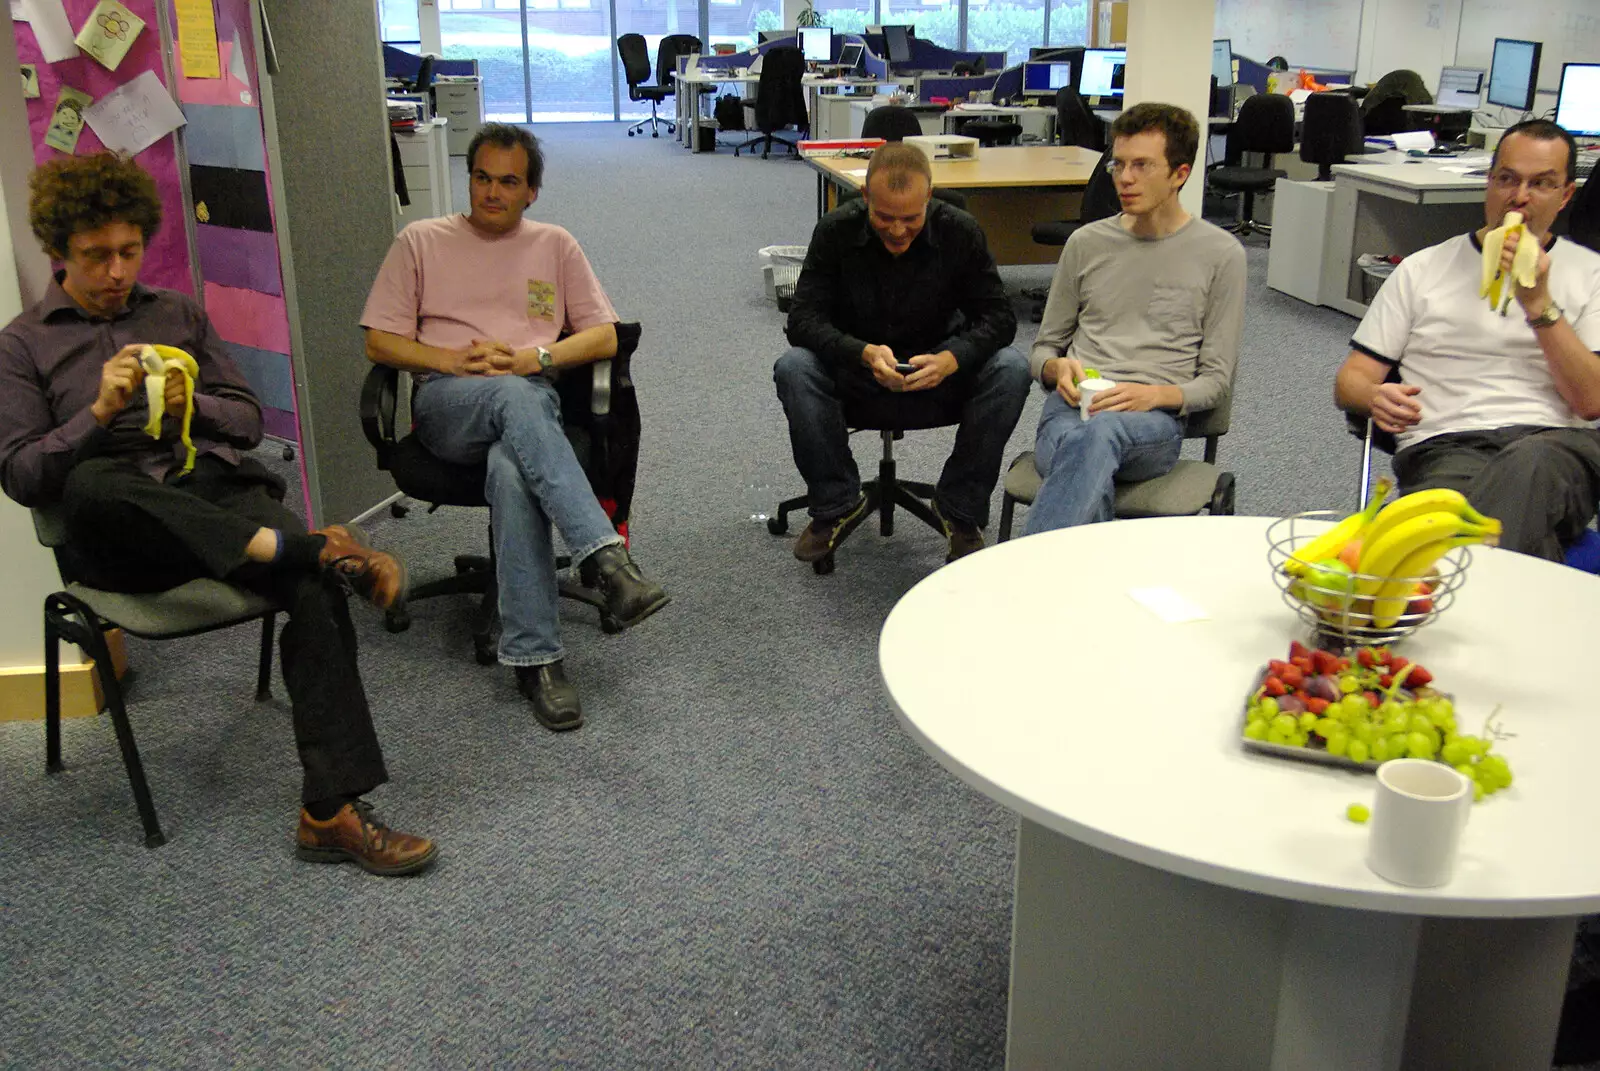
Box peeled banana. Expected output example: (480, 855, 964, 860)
(1480, 211, 1540, 315)
(138, 343, 200, 476)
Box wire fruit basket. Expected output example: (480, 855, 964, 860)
(1265, 511, 1473, 648)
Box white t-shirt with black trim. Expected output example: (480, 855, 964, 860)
(1349, 232, 1600, 451)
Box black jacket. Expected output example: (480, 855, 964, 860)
(785, 198, 1016, 371)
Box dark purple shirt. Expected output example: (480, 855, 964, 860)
(0, 277, 262, 507)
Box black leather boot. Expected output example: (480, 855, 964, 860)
(587, 543, 670, 630)
(515, 662, 583, 731)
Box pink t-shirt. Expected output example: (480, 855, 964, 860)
(360, 214, 617, 351)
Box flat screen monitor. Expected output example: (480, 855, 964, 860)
(799, 27, 832, 63)
(1213, 40, 1233, 87)
(1487, 37, 1542, 111)
(881, 24, 912, 66)
(1080, 48, 1126, 99)
(1555, 62, 1600, 137)
(836, 41, 863, 73)
(1435, 66, 1485, 109)
(757, 29, 790, 44)
(1022, 60, 1075, 99)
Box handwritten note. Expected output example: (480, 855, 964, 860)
(83, 70, 187, 155)
(74, 0, 146, 71)
(174, 0, 220, 79)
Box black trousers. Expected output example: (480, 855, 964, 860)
(1392, 425, 1600, 562)
(57, 456, 389, 804)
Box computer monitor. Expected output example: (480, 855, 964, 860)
(881, 24, 912, 67)
(1022, 60, 1075, 100)
(799, 27, 832, 63)
(836, 41, 864, 74)
(1487, 37, 1542, 111)
(1213, 40, 1233, 87)
(1555, 63, 1600, 138)
(757, 29, 790, 44)
(1080, 48, 1126, 99)
(1435, 66, 1485, 109)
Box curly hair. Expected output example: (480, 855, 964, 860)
(29, 151, 163, 257)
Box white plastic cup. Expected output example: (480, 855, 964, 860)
(1366, 759, 1472, 888)
(1078, 377, 1114, 421)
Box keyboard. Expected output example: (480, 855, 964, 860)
(1577, 156, 1596, 181)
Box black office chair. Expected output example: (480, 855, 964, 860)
(951, 57, 987, 77)
(738, 47, 808, 158)
(1055, 87, 1102, 150)
(767, 392, 965, 575)
(1300, 91, 1370, 181)
(958, 118, 1023, 147)
(1208, 92, 1295, 238)
(1361, 69, 1431, 137)
(618, 34, 672, 138)
(360, 324, 643, 663)
(1026, 147, 1119, 319)
(400, 54, 436, 93)
(861, 104, 923, 142)
(1565, 168, 1600, 254)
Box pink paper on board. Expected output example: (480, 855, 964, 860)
(204, 281, 291, 354)
(15, 0, 193, 295)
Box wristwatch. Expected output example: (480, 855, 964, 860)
(1527, 302, 1564, 329)
(535, 345, 555, 372)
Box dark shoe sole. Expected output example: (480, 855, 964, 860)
(530, 704, 584, 732)
(295, 841, 438, 877)
(794, 496, 869, 563)
(608, 591, 671, 632)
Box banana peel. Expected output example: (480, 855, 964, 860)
(138, 343, 200, 475)
(1480, 211, 1539, 315)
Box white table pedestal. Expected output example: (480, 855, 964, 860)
(1008, 819, 1575, 1071)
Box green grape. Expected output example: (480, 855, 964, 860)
(1372, 737, 1391, 762)
(1384, 711, 1410, 735)
(1389, 733, 1411, 759)
(1244, 720, 1268, 741)
(1326, 732, 1350, 757)
(1346, 803, 1370, 823)
(1473, 781, 1486, 802)
(1454, 763, 1476, 781)
(1341, 696, 1369, 719)
(1348, 739, 1370, 764)
(1293, 731, 1312, 747)
(1351, 722, 1374, 744)
(1406, 731, 1437, 759)
(1314, 717, 1340, 738)
(1435, 698, 1454, 717)
(1339, 675, 1360, 694)
(1298, 712, 1318, 732)
(1478, 755, 1512, 790)
(1259, 697, 1280, 719)
(1408, 713, 1432, 734)
(1273, 714, 1297, 734)
(1267, 727, 1292, 745)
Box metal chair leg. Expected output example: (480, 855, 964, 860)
(998, 494, 1017, 543)
(43, 598, 63, 774)
(255, 613, 274, 701)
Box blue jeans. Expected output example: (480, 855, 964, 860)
(413, 374, 622, 666)
(1022, 393, 1183, 535)
(772, 346, 1031, 528)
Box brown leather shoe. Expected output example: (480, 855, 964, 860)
(296, 801, 437, 876)
(793, 495, 870, 562)
(935, 504, 985, 563)
(314, 523, 409, 611)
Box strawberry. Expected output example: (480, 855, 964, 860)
(1280, 665, 1306, 689)
(1267, 659, 1291, 677)
(1311, 650, 1339, 676)
(1364, 690, 1381, 708)
(1379, 673, 1394, 689)
(1406, 665, 1434, 686)
(1374, 647, 1392, 666)
(1389, 656, 1410, 674)
(1305, 697, 1330, 714)
(1291, 655, 1314, 674)
(1357, 648, 1376, 668)
(1262, 676, 1287, 697)
(1335, 656, 1351, 672)
(1289, 641, 1313, 662)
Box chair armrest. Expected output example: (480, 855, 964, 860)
(591, 360, 612, 417)
(31, 504, 71, 549)
(359, 363, 402, 468)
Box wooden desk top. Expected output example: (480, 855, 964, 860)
(807, 145, 1101, 191)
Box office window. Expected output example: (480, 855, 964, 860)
(611, 1, 698, 119)
(378, 0, 421, 45)
(808, 0, 874, 38)
(1047, 0, 1087, 47)
(712, 0, 784, 52)
(880, 0, 957, 50)
(967, 0, 1046, 68)
(527, 0, 618, 120)
(441, 4, 528, 121)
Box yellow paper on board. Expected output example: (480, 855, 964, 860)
(174, 0, 221, 79)
(74, 0, 146, 71)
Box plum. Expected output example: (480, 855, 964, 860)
(1304, 675, 1342, 702)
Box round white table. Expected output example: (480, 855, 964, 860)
(880, 516, 1600, 1071)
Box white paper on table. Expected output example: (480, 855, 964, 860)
(1437, 165, 1479, 174)
(83, 69, 187, 154)
(20, 0, 78, 62)
(228, 27, 248, 83)
(843, 168, 867, 177)
(1391, 130, 1435, 152)
(1127, 586, 1209, 623)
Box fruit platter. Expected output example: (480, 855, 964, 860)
(1242, 640, 1514, 802)
(1266, 482, 1502, 647)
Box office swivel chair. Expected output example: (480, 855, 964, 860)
(1300, 91, 1369, 181)
(951, 57, 987, 77)
(1564, 168, 1600, 254)
(618, 34, 672, 137)
(1054, 87, 1102, 151)
(737, 47, 808, 158)
(957, 118, 1022, 146)
(400, 54, 436, 93)
(1025, 146, 1118, 320)
(1361, 69, 1431, 137)
(1208, 92, 1294, 238)
(360, 324, 644, 662)
(861, 104, 923, 142)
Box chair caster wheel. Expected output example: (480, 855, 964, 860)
(385, 608, 411, 633)
(144, 832, 167, 849)
(628, 130, 636, 137)
(600, 612, 622, 634)
(813, 554, 835, 576)
(282, 445, 295, 461)
(473, 637, 497, 666)
(767, 515, 788, 536)
(390, 502, 408, 519)
(652, 132, 659, 137)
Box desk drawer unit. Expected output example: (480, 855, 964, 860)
(434, 81, 483, 156)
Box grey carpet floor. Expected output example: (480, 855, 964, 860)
(17, 122, 1585, 1070)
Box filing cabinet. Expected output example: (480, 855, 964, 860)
(433, 79, 484, 157)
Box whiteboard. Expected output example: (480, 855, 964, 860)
(1456, 1, 1600, 96)
(1215, 0, 1363, 72)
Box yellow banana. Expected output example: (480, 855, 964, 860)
(138, 344, 200, 475)
(1284, 476, 1392, 578)
(1356, 511, 1498, 595)
(1479, 211, 1540, 315)
(1370, 535, 1480, 627)
(1361, 487, 1496, 551)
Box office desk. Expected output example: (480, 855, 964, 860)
(882, 515, 1600, 1071)
(807, 78, 913, 140)
(671, 71, 757, 151)
(943, 103, 1055, 143)
(671, 72, 911, 151)
(805, 145, 1099, 266)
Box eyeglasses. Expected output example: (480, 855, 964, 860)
(1105, 159, 1167, 178)
(1488, 170, 1568, 195)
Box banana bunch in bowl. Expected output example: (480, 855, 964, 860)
(1480, 210, 1539, 315)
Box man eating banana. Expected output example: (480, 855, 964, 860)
(1334, 119, 1600, 562)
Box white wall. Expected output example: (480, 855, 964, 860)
(1124, 0, 1215, 218)
(1357, 0, 1463, 89)
(1, 7, 72, 670)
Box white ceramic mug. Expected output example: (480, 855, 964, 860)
(1366, 759, 1472, 888)
(1078, 378, 1114, 421)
